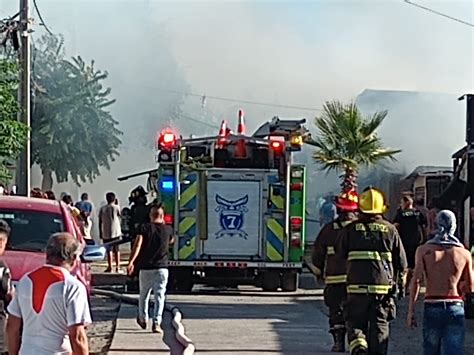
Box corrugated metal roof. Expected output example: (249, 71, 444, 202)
(404, 166, 453, 180)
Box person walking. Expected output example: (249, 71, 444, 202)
(337, 187, 407, 355)
(129, 186, 150, 243)
(127, 204, 174, 334)
(99, 192, 122, 273)
(407, 210, 472, 355)
(75, 193, 93, 240)
(393, 195, 427, 291)
(0, 221, 13, 355)
(320, 195, 338, 226)
(312, 191, 358, 352)
(6, 233, 91, 355)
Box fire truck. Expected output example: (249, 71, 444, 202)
(120, 112, 309, 292)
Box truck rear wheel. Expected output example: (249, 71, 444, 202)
(174, 268, 194, 293)
(262, 271, 280, 292)
(281, 271, 299, 292)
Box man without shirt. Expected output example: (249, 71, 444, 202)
(408, 210, 473, 355)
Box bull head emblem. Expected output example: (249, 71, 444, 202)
(215, 194, 249, 239)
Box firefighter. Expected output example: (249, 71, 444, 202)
(312, 190, 358, 352)
(129, 185, 150, 242)
(337, 187, 407, 355)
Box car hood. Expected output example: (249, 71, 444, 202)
(3, 250, 46, 281)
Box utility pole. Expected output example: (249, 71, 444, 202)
(16, 0, 31, 196)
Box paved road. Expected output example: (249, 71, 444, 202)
(165, 286, 474, 355)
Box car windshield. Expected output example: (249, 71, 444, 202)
(0, 209, 64, 251)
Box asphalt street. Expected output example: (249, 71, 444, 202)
(163, 286, 474, 355)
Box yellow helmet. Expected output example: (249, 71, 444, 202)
(358, 188, 387, 214)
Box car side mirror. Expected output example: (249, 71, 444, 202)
(81, 245, 106, 263)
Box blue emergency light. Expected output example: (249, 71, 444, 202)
(161, 180, 175, 190)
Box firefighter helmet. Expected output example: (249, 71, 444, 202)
(335, 190, 359, 212)
(358, 187, 387, 214)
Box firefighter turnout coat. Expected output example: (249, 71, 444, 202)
(336, 216, 408, 354)
(312, 219, 351, 284)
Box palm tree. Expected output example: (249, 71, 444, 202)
(311, 100, 401, 194)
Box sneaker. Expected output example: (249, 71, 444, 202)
(136, 317, 147, 330)
(152, 323, 163, 334)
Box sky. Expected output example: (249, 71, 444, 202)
(0, 0, 473, 205)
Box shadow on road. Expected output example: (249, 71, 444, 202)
(112, 286, 474, 355)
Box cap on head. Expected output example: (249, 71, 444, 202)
(335, 190, 359, 212)
(358, 187, 387, 215)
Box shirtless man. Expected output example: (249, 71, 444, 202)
(407, 210, 473, 355)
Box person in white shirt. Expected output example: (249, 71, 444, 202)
(6, 233, 91, 355)
(99, 192, 122, 273)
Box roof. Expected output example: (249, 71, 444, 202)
(404, 166, 453, 180)
(452, 146, 467, 159)
(0, 196, 63, 214)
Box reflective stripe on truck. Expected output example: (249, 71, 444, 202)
(168, 260, 303, 268)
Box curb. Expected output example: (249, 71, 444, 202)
(92, 288, 195, 355)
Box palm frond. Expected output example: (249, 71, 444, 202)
(312, 99, 400, 178)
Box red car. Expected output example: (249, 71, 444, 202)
(0, 196, 105, 293)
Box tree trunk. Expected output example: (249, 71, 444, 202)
(342, 167, 357, 193)
(41, 168, 53, 191)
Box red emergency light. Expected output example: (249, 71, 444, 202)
(270, 139, 284, 156)
(158, 130, 177, 150)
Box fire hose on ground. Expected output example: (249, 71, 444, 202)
(92, 288, 195, 355)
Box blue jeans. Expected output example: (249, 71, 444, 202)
(423, 302, 465, 355)
(138, 268, 169, 325)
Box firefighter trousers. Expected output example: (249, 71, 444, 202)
(345, 294, 396, 355)
(323, 283, 347, 329)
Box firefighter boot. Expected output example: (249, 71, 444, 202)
(329, 327, 346, 352)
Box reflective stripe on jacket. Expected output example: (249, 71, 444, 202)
(336, 216, 408, 294)
(312, 219, 352, 284)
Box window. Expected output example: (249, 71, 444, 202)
(0, 209, 64, 251)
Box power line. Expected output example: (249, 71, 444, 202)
(142, 85, 322, 112)
(179, 114, 220, 129)
(403, 0, 474, 27)
(32, 0, 53, 35)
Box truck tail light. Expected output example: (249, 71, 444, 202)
(290, 182, 303, 191)
(270, 140, 284, 154)
(164, 214, 174, 225)
(291, 232, 301, 248)
(290, 217, 302, 231)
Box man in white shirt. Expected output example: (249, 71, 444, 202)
(6, 233, 91, 355)
(99, 192, 122, 273)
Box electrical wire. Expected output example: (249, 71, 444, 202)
(403, 0, 474, 27)
(141, 85, 322, 112)
(32, 0, 54, 35)
(179, 114, 220, 129)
